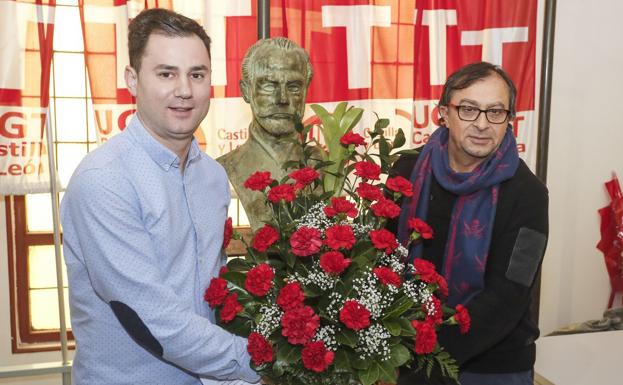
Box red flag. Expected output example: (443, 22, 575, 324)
(597, 173, 623, 307)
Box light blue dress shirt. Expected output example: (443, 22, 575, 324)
(61, 115, 259, 385)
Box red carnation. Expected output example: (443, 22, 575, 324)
(408, 218, 434, 240)
(323, 197, 358, 218)
(277, 282, 305, 311)
(339, 300, 371, 330)
(424, 296, 442, 325)
(281, 305, 320, 345)
(386, 176, 413, 197)
(434, 274, 449, 298)
(289, 167, 320, 190)
(267, 184, 296, 203)
(413, 259, 438, 282)
(302, 341, 334, 373)
(245, 263, 274, 297)
(247, 332, 273, 366)
(220, 293, 243, 323)
(454, 304, 471, 334)
(370, 197, 401, 219)
(354, 161, 381, 180)
(412, 320, 437, 354)
(319, 251, 351, 275)
(218, 266, 228, 276)
(252, 224, 280, 252)
(243, 171, 273, 191)
(356, 182, 383, 201)
(373, 266, 401, 287)
(222, 217, 233, 250)
(325, 225, 356, 250)
(340, 132, 367, 147)
(290, 227, 322, 257)
(369, 228, 398, 254)
(204, 277, 229, 308)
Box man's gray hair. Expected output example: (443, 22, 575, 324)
(241, 37, 313, 86)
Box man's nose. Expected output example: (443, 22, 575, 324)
(175, 76, 192, 99)
(473, 110, 489, 129)
(276, 84, 288, 105)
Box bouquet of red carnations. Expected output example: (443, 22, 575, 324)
(205, 103, 470, 385)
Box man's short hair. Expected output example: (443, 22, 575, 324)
(439, 61, 517, 120)
(241, 37, 313, 86)
(128, 8, 211, 72)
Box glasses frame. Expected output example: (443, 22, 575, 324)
(447, 103, 511, 124)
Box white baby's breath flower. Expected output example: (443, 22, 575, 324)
(254, 304, 283, 338)
(356, 323, 391, 360)
(402, 280, 433, 306)
(315, 325, 338, 351)
(296, 202, 332, 232)
(293, 261, 336, 291)
(352, 270, 394, 319)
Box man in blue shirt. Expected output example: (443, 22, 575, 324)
(61, 8, 260, 385)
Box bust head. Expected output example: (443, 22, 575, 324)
(240, 38, 312, 137)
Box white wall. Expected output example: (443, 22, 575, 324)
(0, 199, 72, 385)
(539, 0, 623, 334)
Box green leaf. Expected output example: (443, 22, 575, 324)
(382, 319, 402, 336)
(226, 258, 253, 272)
(383, 295, 415, 319)
(271, 360, 287, 377)
(222, 271, 247, 290)
(333, 101, 348, 122)
(358, 364, 380, 385)
(387, 343, 411, 367)
(393, 128, 406, 149)
(375, 118, 390, 131)
(376, 360, 398, 383)
(395, 148, 421, 156)
(340, 106, 364, 132)
(276, 341, 300, 364)
(333, 349, 352, 371)
(335, 328, 358, 348)
(218, 313, 252, 336)
(398, 317, 416, 336)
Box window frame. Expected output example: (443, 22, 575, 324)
(6, 195, 75, 353)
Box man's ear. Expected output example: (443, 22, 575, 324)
(438, 105, 448, 121)
(125, 65, 138, 97)
(239, 80, 250, 103)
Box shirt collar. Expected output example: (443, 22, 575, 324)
(126, 114, 201, 171)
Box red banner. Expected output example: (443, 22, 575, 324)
(0, 0, 56, 195)
(78, 0, 539, 166)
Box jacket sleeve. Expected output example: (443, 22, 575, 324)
(436, 171, 549, 365)
(61, 167, 260, 383)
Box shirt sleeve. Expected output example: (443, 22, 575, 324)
(61, 167, 260, 383)
(436, 174, 549, 366)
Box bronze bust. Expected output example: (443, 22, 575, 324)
(217, 38, 313, 230)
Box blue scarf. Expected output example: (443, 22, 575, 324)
(398, 126, 519, 306)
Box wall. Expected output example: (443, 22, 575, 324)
(539, 0, 623, 334)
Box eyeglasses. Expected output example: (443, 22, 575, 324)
(447, 103, 510, 124)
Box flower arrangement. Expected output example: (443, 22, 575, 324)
(205, 103, 470, 385)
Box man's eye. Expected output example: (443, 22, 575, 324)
(460, 106, 478, 113)
(288, 85, 301, 92)
(261, 83, 276, 92)
(191, 73, 205, 80)
(158, 72, 173, 78)
(488, 109, 504, 116)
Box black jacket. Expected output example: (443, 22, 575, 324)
(389, 153, 549, 383)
